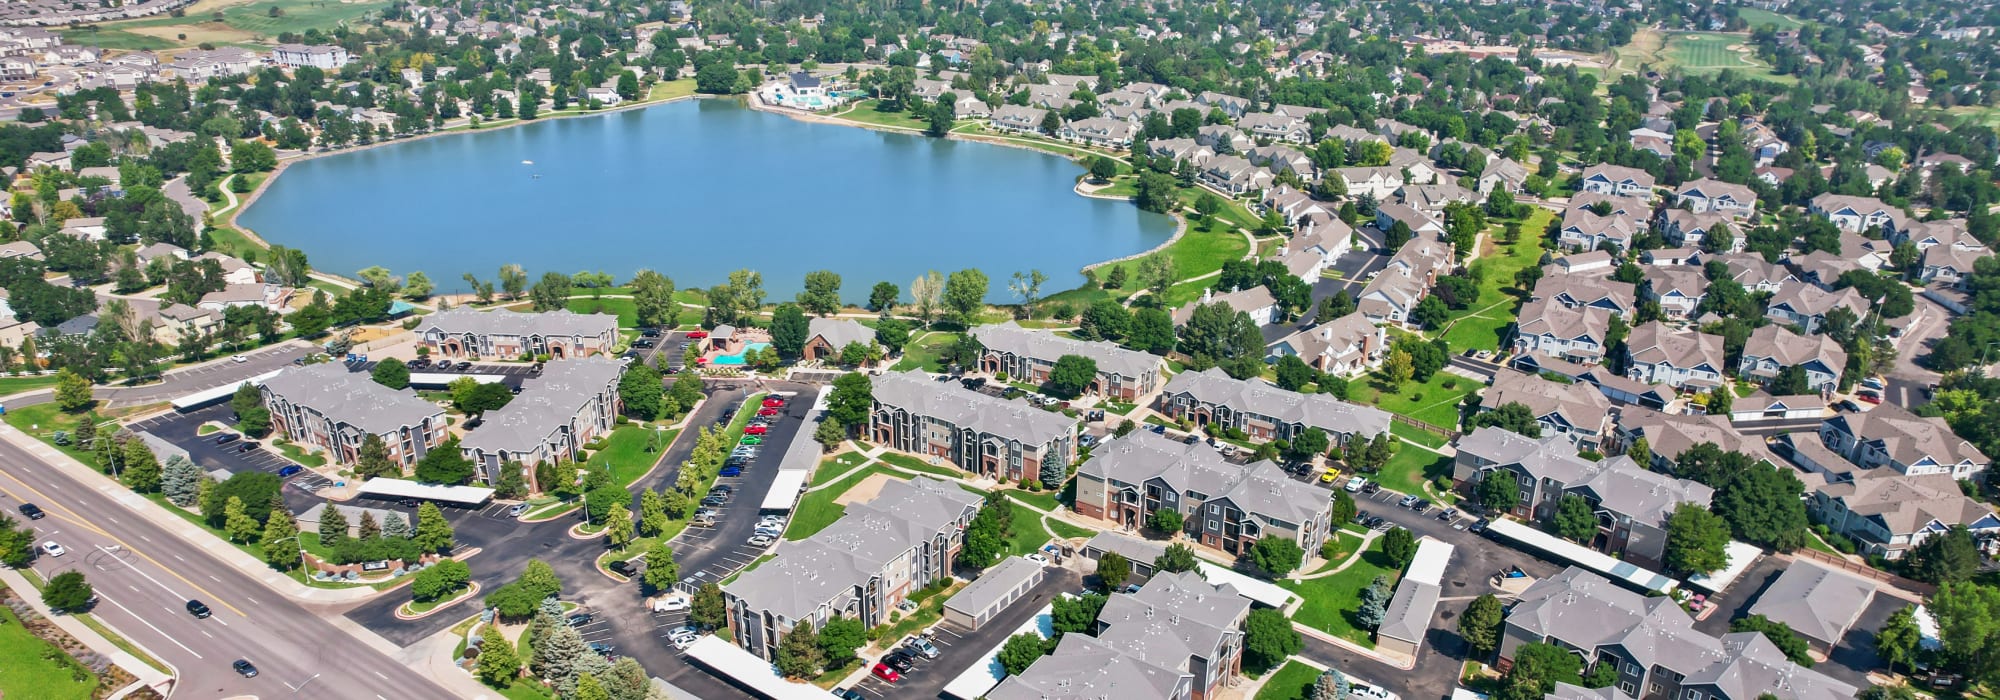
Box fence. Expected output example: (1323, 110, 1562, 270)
(1792, 548, 1935, 597)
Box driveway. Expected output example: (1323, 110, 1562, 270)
(1882, 295, 1950, 409)
(844, 567, 1082, 700)
(1693, 554, 1895, 688)
(6, 342, 316, 409)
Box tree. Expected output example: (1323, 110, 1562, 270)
(1382, 527, 1417, 566)
(1731, 614, 1814, 666)
(1044, 354, 1098, 399)
(909, 270, 944, 324)
(1906, 525, 1982, 585)
(1052, 592, 1108, 637)
(874, 320, 910, 355)
(867, 282, 899, 313)
(1095, 552, 1131, 593)
(1411, 294, 1451, 329)
(618, 362, 665, 421)
(1477, 473, 1521, 513)
(318, 501, 350, 542)
(1713, 462, 1808, 551)
(640, 541, 679, 593)
(769, 303, 809, 360)
(604, 502, 635, 549)
(1274, 354, 1317, 391)
(1501, 642, 1585, 700)
(224, 495, 260, 543)
(1553, 494, 1598, 543)
(414, 502, 456, 554)
(260, 506, 300, 569)
(529, 272, 572, 312)
(412, 559, 472, 601)
(1663, 503, 1732, 575)
(231, 382, 270, 436)
(1088, 156, 1118, 183)
(372, 357, 410, 389)
(355, 433, 399, 479)
(1007, 269, 1048, 312)
(0, 515, 31, 568)
(1356, 575, 1393, 628)
(1243, 608, 1303, 673)
(1249, 535, 1306, 577)
(1873, 605, 1921, 675)
(1310, 670, 1351, 700)
(818, 616, 867, 667)
(383, 512, 412, 540)
(797, 270, 843, 317)
(356, 511, 381, 541)
(1625, 437, 1651, 467)
(1154, 543, 1203, 576)
(42, 570, 93, 612)
(942, 269, 989, 326)
(414, 437, 476, 485)
(690, 583, 726, 631)
(402, 271, 434, 300)
(1330, 490, 1358, 529)
(1178, 302, 1265, 379)
(1149, 507, 1184, 534)
(476, 624, 521, 686)
(1471, 402, 1543, 438)
(121, 436, 162, 492)
(162, 455, 200, 506)
(775, 620, 823, 678)
(53, 367, 92, 412)
(825, 372, 874, 433)
(997, 633, 1049, 675)
(1460, 594, 1505, 659)
(497, 264, 528, 301)
(1127, 308, 1176, 355)
(1382, 349, 1414, 385)
(532, 620, 586, 687)
(629, 269, 676, 329)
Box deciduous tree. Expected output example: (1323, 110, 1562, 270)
(1243, 608, 1302, 673)
(1095, 552, 1130, 593)
(1663, 503, 1731, 575)
(1460, 594, 1505, 658)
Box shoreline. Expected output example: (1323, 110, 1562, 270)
(232, 86, 1196, 303)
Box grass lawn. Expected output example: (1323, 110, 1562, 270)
(1377, 446, 1454, 497)
(1389, 422, 1450, 449)
(568, 297, 638, 327)
(0, 373, 60, 396)
(1348, 371, 1476, 430)
(1004, 489, 1060, 511)
(837, 100, 935, 130)
(1736, 7, 1802, 29)
(1002, 502, 1053, 557)
(891, 331, 962, 372)
(1176, 188, 1262, 232)
(1253, 661, 1323, 700)
(586, 425, 678, 488)
(814, 453, 872, 486)
(67, 0, 390, 48)
(1047, 517, 1096, 540)
(876, 452, 961, 478)
(1083, 229, 1250, 303)
(787, 465, 899, 540)
(646, 79, 697, 102)
(272, 440, 327, 468)
(1437, 210, 1549, 352)
(1279, 540, 1402, 647)
(0, 593, 97, 700)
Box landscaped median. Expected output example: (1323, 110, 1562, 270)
(591, 393, 765, 573)
(395, 581, 481, 620)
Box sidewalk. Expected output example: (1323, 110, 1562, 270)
(0, 567, 176, 695)
(0, 424, 379, 605)
(1295, 621, 1416, 670)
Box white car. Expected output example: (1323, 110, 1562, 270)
(40, 541, 66, 557)
(651, 596, 689, 613)
(231, 354, 248, 363)
(1026, 552, 1049, 565)
(1344, 476, 1367, 493)
(748, 535, 775, 547)
(669, 630, 700, 649)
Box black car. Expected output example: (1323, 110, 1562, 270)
(17, 503, 44, 520)
(238, 441, 259, 453)
(408, 359, 430, 369)
(700, 495, 727, 507)
(608, 560, 637, 577)
(214, 433, 241, 445)
(454, 361, 472, 370)
(187, 600, 212, 618)
(567, 613, 594, 627)
(833, 689, 866, 700)
(709, 485, 734, 495)
(588, 642, 615, 657)
(640, 329, 662, 337)
(882, 651, 917, 672)
(232, 659, 259, 677)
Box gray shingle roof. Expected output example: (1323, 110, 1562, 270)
(724, 476, 979, 620)
(1746, 560, 1876, 647)
(871, 370, 1077, 445)
(1082, 430, 1327, 527)
(419, 306, 617, 338)
(1377, 580, 1440, 644)
(807, 317, 874, 351)
(261, 362, 443, 435)
(986, 633, 1187, 700)
(970, 323, 1160, 379)
(459, 356, 624, 454)
(1160, 367, 1391, 439)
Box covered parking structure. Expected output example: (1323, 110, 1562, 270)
(944, 556, 1047, 630)
(354, 478, 495, 508)
(682, 635, 830, 700)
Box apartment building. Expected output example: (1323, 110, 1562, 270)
(459, 357, 625, 489)
(1075, 430, 1332, 561)
(972, 322, 1164, 401)
(259, 363, 447, 469)
(869, 370, 1077, 483)
(417, 307, 617, 360)
(1453, 428, 1710, 568)
(1155, 367, 1391, 446)
(991, 572, 1252, 700)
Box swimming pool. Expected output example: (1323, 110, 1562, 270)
(710, 342, 772, 366)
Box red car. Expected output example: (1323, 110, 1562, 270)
(757, 408, 779, 417)
(871, 663, 901, 683)
(1856, 392, 1882, 404)
(762, 397, 785, 408)
(686, 331, 708, 339)
(744, 425, 768, 435)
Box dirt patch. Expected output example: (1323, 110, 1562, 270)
(349, 326, 402, 343)
(832, 472, 896, 506)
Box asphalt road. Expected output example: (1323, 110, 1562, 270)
(2, 342, 316, 411)
(0, 436, 456, 700)
(846, 567, 1082, 699)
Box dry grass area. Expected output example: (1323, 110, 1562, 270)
(831, 472, 895, 506)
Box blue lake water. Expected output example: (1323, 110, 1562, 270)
(238, 99, 1176, 301)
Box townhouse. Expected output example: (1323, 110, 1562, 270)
(1511, 297, 1614, 365)
(1809, 473, 2000, 560)
(1332, 166, 1403, 199)
(801, 317, 875, 364)
(1173, 286, 1279, 327)
(1737, 325, 1846, 393)
(1243, 144, 1314, 179)
(1148, 137, 1215, 167)
(1557, 206, 1640, 251)
(1386, 148, 1438, 184)
(1708, 252, 1795, 293)
(260, 362, 447, 469)
(417, 307, 618, 360)
(1500, 568, 1856, 700)
(990, 105, 1049, 134)
(1154, 367, 1391, 445)
(1452, 428, 1710, 568)
(1920, 237, 1991, 289)
(991, 571, 1252, 700)
(1356, 234, 1453, 326)
(970, 322, 1163, 401)
(1637, 266, 1708, 319)
(1655, 209, 1740, 252)
(1479, 369, 1615, 450)
(1266, 311, 1385, 377)
(1075, 430, 1332, 562)
(1577, 163, 1655, 198)
(1397, 182, 1477, 217)
(1820, 403, 1990, 479)
(1376, 202, 1444, 237)
(869, 370, 1077, 483)
(1475, 158, 1529, 195)
(458, 357, 624, 489)
(1198, 155, 1275, 196)
(1535, 271, 1635, 316)
(1060, 116, 1139, 149)
(1807, 193, 1908, 235)
(1614, 407, 1778, 470)
(1623, 322, 1725, 391)
(1673, 177, 1758, 217)
(1237, 112, 1310, 143)
(724, 476, 981, 659)
(1763, 284, 1866, 334)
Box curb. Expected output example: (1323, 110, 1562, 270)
(394, 582, 483, 621)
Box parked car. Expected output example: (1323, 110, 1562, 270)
(277, 465, 304, 478)
(214, 433, 241, 445)
(718, 467, 743, 477)
(609, 560, 638, 577)
(701, 495, 728, 507)
(744, 425, 768, 435)
(567, 613, 595, 627)
(710, 485, 735, 495)
(757, 408, 779, 417)
(17, 503, 44, 520)
(739, 436, 763, 445)
(748, 535, 775, 547)
(186, 600, 211, 618)
(871, 663, 901, 683)
(238, 441, 260, 453)
(231, 354, 248, 363)
(904, 637, 940, 659)
(1344, 476, 1367, 492)
(587, 642, 615, 657)
(762, 397, 786, 408)
(1362, 482, 1382, 494)
(882, 651, 917, 672)
(1437, 508, 1459, 521)
(652, 596, 689, 613)
(508, 503, 530, 518)
(1856, 391, 1882, 404)
(1398, 494, 1421, 508)
(687, 331, 708, 339)
(1319, 468, 1343, 484)
(833, 689, 866, 700)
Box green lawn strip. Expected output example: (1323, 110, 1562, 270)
(1389, 422, 1450, 449)
(1802, 529, 1841, 556)
(139, 494, 391, 590)
(836, 100, 934, 130)
(271, 439, 327, 468)
(1004, 489, 1060, 511)
(1046, 517, 1096, 540)
(890, 332, 962, 372)
(1175, 188, 1262, 231)
(720, 553, 775, 586)
(786, 465, 899, 540)
(567, 297, 638, 327)
(1278, 540, 1401, 647)
(1089, 229, 1251, 302)
(1253, 660, 1324, 700)
(0, 374, 60, 395)
(646, 79, 697, 101)
(58, 28, 175, 49)
(71, 612, 169, 675)
(875, 452, 962, 479)
(814, 453, 873, 485)
(585, 425, 679, 489)
(1376, 446, 1454, 497)
(1002, 502, 1053, 557)
(0, 592, 96, 700)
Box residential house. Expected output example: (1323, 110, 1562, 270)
(1623, 322, 1725, 391)
(1638, 267, 1709, 318)
(1154, 367, 1390, 446)
(1615, 407, 1778, 469)
(1674, 178, 1758, 217)
(1476, 158, 1529, 194)
(1763, 284, 1866, 334)
(197, 283, 292, 314)
(1820, 403, 1990, 480)
(869, 370, 1077, 483)
(1656, 209, 1741, 252)
(1333, 166, 1403, 199)
(1266, 312, 1385, 377)
(1557, 206, 1640, 251)
(1243, 145, 1314, 179)
(970, 323, 1163, 401)
(1512, 297, 1614, 365)
(271, 43, 351, 69)
(459, 357, 624, 489)
(1396, 182, 1477, 217)
(1195, 125, 1251, 154)
(1173, 286, 1279, 327)
(1061, 117, 1139, 149)
(1808, 194, 1908, 235)
(1387, 148, 1439, 185)
(1737, 325, 1846, 392)
(1148, 137, 1214, 167)
(417, 307, 618, 360)
(1356, 234, 1453, 326)
(1198, 155, 1274, 196)
(1075, 430, 1333, 561)
(260, 362, 447, 469)
(1810, 473, 2000, 560)
(1195, 91, 1250, 118)
(992, 571, 1252, 700)
(1479, 369, 1615, 449)
(1920, 238, 1990, 289)
(1237, 112, 1310, 143)
(990, 105, 1049, 135)
(1578, 164, 1655, 198)
(1534, 273, 1635, 316)
(1550, 251, 1617, 275)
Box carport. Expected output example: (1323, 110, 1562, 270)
(943, 557, 1045, 630)
(682, 636, 829, 699)
(355, 478, 495, 507)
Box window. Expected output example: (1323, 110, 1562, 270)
(1619, 682, 1637, 695)
(1209, 504, 1219, 514)
(1207, 520, 1219, 530)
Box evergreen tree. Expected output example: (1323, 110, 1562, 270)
(1459, 594, 1505, 659)
(382, 512, 412, 540)
(223, 496, 260, 543)
(355, 433, 398, 479)
(415, 502, 456, 553)
(690, 583, 726, 630)
(355, 511, 380, 540)
(1309, 669, 1350, 700)
(260, 507, 299, 569)
(161, 455, 201, 506)
(573, 673, 611, 700)
(605, 658, 649, 700)
(532, 620, 587, 688)
(641, 542, 679, 593)
(120, 437, 162, 492)
(476, 624, 521, 686)
(73, 411, 97, 447)
(1154, 543, 1204, 576)
(318, 503, 350, 542)
(605, 501, 634, 549)
(775, 620, 823, 679)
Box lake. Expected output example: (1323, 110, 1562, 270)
(237, 99, 1176, 301)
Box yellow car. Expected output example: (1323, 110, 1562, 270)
(1319, 468, 1342, 484)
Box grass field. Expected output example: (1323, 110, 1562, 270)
(568, 297, 638, 328)
(1606, 28, 1789, 83)
(1279, 540, 1402, 647)
(1735, 8, 1802, 30)
(786, 465, 899, 540)
(586, 424, 677, 488)
(836, 100, 936, 131)
(646, 79, 697, 102)
(0, 374, 60, 396)
(1254, 661, 1324, 700)
(1376, 445, 1454, 497)
(890, 331, 962, 372)
(1437, 209, 1551, 352)
(1348, 370, 1476, 430)
(0, 595, 97, 700)
(63, 0, 390, 49)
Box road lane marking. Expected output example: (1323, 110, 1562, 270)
(99, 593, 202, 658)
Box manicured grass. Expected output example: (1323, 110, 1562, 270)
(1005, 489, 1060, 511)
(1279, 540, 1402, 647)
(877, 452, 961, 478)
(271, 439, 327, 468)
(1003, 502, 1053, 557)
(1348, 371, 1476, 430)
(1389, 422, 1450, 449)
(814, 453, 872, 486)
(1736, 7, 1802, 29)
(0, 591, 97, 700)
(836, 100, 936, 130)
(1254, 661, 1324, 700)
(59, 27, 177, 49)
(586, 425, 678, 488)
(1437, 209, 1549, 352)
(0, 374, 60, 396)
(1047, 517, 1096, 540)
(646, 79, 697, 102)
(786, 465, 899, 540)
(891, 331, 962, 372)
(568, 297, 638, 328)
(1176, 188, 1262, 232)
(1086, 229, 1250, 303)
(1377, 446, 1453, 497)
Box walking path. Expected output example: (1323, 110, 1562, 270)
(1292, 530, 1380, 580)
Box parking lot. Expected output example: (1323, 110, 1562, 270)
(126, 404, 332, 512)
(843, 567, 1080, 698)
